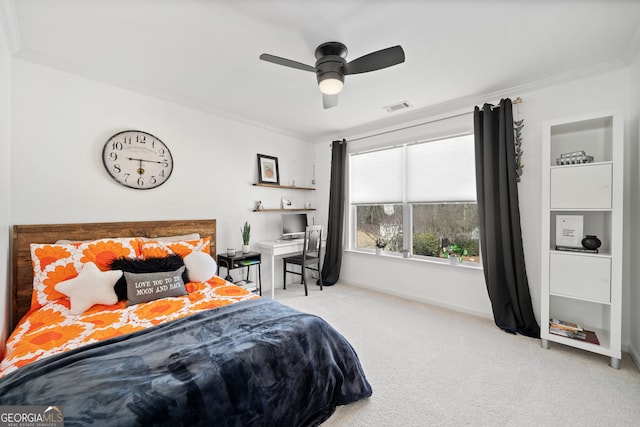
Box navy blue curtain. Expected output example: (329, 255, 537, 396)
(474, 99, 540, 338)
(320, 139, 347, 285)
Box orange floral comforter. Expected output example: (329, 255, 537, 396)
(0, 277, 259, 378)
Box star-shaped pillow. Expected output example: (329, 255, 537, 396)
(55, 262, 122, 315)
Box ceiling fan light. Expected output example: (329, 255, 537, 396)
(318, 77, 344, 95)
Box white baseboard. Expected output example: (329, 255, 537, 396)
(341, 279, 494, 321)
(628, 343, 640, 371)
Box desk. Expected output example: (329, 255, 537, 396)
(256, 239, 323, 299)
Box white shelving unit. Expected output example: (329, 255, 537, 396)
(540, 110, 623, 368)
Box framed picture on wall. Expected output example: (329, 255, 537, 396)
(257, 154, 280, 185)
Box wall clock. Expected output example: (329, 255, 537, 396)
(102, 130, 173, 190)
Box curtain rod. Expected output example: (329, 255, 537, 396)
(347, 97, 523, 143)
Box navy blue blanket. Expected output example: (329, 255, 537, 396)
(0, 298, 372, 426)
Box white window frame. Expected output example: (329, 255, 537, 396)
(347, 132, 479, 264)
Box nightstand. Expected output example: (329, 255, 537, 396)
(217, 252, 262, 295)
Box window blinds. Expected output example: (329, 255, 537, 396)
(350, 146, 403, 204)
(350, 134, 476, 205)
(406, 134, 476, 202)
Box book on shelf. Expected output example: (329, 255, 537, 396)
(549, 327, 586, 340)
(548, 319, 600, 345)
(549, 318, 583, 332)
(549, 328, 600, 345)
(239, 260, 260, 266)
(555, 245, 598, 254)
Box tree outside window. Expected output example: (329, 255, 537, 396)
(412, 203, 480, 263)
(355, 205, 403, 252)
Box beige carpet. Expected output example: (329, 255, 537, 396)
(276, 282, 640, 427)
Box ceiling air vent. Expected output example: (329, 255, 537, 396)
(384, 101, 412, 113)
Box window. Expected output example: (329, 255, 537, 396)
(412, 203, 480, 262)
(349, 134, 480, 263)
(355, 204, 403, 251)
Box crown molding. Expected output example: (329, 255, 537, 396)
(0, 0, 22, 54)
(316, 59, 628, 143)
(623, 20, 640, 64)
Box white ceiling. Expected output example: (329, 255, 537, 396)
(3, 0, 640, 142)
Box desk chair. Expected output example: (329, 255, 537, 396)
(282, 225, 323, 296)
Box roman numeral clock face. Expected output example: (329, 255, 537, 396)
(102, 130, 173, 190)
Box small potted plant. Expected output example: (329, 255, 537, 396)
(375, 237, 386, 255)
(241, 221, 251, 253)
(443, 243, 468, 264)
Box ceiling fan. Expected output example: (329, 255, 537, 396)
(259, 42, 405, 109)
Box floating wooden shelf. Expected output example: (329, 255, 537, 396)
(252, 208, 316, 212)
(253, 183, 316, 191)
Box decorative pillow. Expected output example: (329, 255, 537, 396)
(55, 239, 93, 244)
(58, 234, 200, 245)
(109, 254, 186, 300)
(124, 266, 188, 306)
(183, 251, 218, 282)
(55, 262, 122, 315)
(140, 233, 200, 242)
(140, 236, 211, 259)
(30, 237, 140, 309)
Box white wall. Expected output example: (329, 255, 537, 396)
(629, 51, 640, 365)
(9, 59, 317, 291)
(0, 11, 12, 351)
(330, 67, 635, 350)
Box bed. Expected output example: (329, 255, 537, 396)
(0, 219, 371, 426)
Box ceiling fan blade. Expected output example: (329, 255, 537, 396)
(259, 54, 316, 72)
(323, 93, 339, 109)
(343, 45, 405, 75)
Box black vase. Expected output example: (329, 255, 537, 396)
(582, 235, 602, 250)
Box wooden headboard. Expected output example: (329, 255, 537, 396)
(11, 219, 217, 331)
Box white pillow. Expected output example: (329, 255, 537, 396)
(141, 233, 201, 242)
(183, 251, 217, 282)
(56, 234, 200, 244)
(55, 262, 122, 314)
